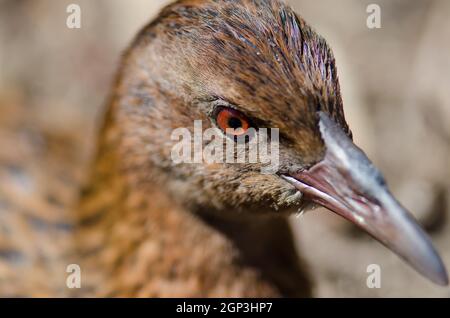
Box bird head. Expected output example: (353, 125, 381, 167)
(112, 0, 448, 285)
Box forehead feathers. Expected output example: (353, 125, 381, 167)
(134, 0, 350, 141)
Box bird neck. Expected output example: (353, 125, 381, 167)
(73, 107, 284, 297)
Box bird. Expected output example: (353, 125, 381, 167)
(0, 0, 447, 297)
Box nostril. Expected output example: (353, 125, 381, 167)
(343, 183, 448, 239)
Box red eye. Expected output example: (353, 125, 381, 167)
(215, 107, 251, 136)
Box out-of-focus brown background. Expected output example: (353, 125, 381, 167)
(0, 0, 449, 297)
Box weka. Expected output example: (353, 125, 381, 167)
(0, 0, 447, 297)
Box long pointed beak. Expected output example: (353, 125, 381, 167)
(283, 112, 448, 286)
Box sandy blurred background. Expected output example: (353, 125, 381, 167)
(0, 0, 449, 297)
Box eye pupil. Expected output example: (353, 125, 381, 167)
(228, 117, 243, 129)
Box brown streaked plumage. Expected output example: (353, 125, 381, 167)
(0, 0, 447, 297)
(75, 0, 325, 297)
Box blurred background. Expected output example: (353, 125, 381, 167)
(0, 0, 449, 297)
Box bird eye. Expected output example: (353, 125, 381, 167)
(215, 107, 251, 136)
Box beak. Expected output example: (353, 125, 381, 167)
(283, 112, 448, 286)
